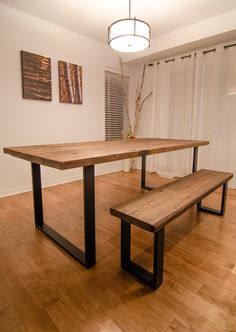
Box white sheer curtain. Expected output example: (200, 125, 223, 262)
(149, 44, 236, 188)
(149, 55, 196, 177)
(193, 47, 236, 188)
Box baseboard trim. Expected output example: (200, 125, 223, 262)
(0, 185, 32, 198)
(0, 163, 123, 198)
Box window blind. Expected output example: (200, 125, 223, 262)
(105, 70, 129, 140)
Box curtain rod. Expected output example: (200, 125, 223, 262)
(224, 43, 236, 50)
(203, 48, 216, 55)
(146, 41, 236, 66)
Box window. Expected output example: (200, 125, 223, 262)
(105, 70, 129, 140)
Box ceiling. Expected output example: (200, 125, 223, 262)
(1, 0, 236, 44)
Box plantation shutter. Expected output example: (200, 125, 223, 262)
(105, 70, 129, 140)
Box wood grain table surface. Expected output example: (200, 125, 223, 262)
(3, 138, 209, 170)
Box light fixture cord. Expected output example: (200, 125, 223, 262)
(129, 0, 131, 18)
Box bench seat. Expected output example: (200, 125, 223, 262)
(111, 169, 233, 232)
(110, 169, 233, 289)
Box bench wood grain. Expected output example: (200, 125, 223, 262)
(110, 169, 233, 232)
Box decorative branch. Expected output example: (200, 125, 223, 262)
(139, 91, 153, 112)
(133, 91, 153, 136)
(119, 57, 132, 137)
(119, 58, 152, 140)
(139, 64, 146, 98)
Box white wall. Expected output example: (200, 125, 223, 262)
(0, 4, 122, 197)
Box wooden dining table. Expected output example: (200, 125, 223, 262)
(4, 138, 209, 268)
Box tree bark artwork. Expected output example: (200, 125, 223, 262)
(58, 61, 83, 104)
(21, 50, 52, 101)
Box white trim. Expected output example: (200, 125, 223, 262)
(0, 185, 32, 198)
(0, 175, 83, 198)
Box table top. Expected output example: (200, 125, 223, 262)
(4, 138, 209, 170)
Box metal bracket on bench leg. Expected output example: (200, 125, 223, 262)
(121, 220, 164, 290)
(197, 182, 228, 216)
(141, 155, 154, 190)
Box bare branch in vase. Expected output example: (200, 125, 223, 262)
(119, 58, 153, 168)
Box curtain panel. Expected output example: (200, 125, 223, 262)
(148, 45, 236, 188)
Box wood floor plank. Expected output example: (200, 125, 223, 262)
(160, 277, 234, 331)
(0, 249, 60, 332)
(146, 288, 220, 332)
(165, 319, 190, 332)
(198, 284, 236, 317)
(0, 282, 27, 332)
(79, 309, 124, 332)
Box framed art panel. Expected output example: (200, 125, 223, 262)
(21, 50, 52, 101)
(58, 61, 83, 104)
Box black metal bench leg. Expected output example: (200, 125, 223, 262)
(121, 220, 131, 269)
(192, 147, 198, 173)
(141, 155, 154, 190)
(121, 220, 165, 289)
(197, 182, 228, 216)
(153, 229, 165, 289)
(191, 147, 227, 214)
(31, 162, 96, 268)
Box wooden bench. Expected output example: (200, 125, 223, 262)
(110, 169, 233, 289)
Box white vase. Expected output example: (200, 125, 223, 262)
(123, 159, 131, 172)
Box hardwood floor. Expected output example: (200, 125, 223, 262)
(0, 170, 236, 331)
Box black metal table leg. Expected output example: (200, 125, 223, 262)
(31, 163, 96, 268)
(31, 163, 44, 227)
(141, 155, 154, 190)
(83, 165, 96, 267)
(192, 147, 202, 208)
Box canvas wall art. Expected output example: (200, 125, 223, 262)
(58, 61, 83, 104)
(21, 50, 52, 101)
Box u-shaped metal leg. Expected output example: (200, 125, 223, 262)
(121, 220, 164, 289)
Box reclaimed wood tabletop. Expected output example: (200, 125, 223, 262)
(3, 138, 209, 170)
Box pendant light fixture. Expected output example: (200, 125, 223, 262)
(108, 0, 150, 53)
